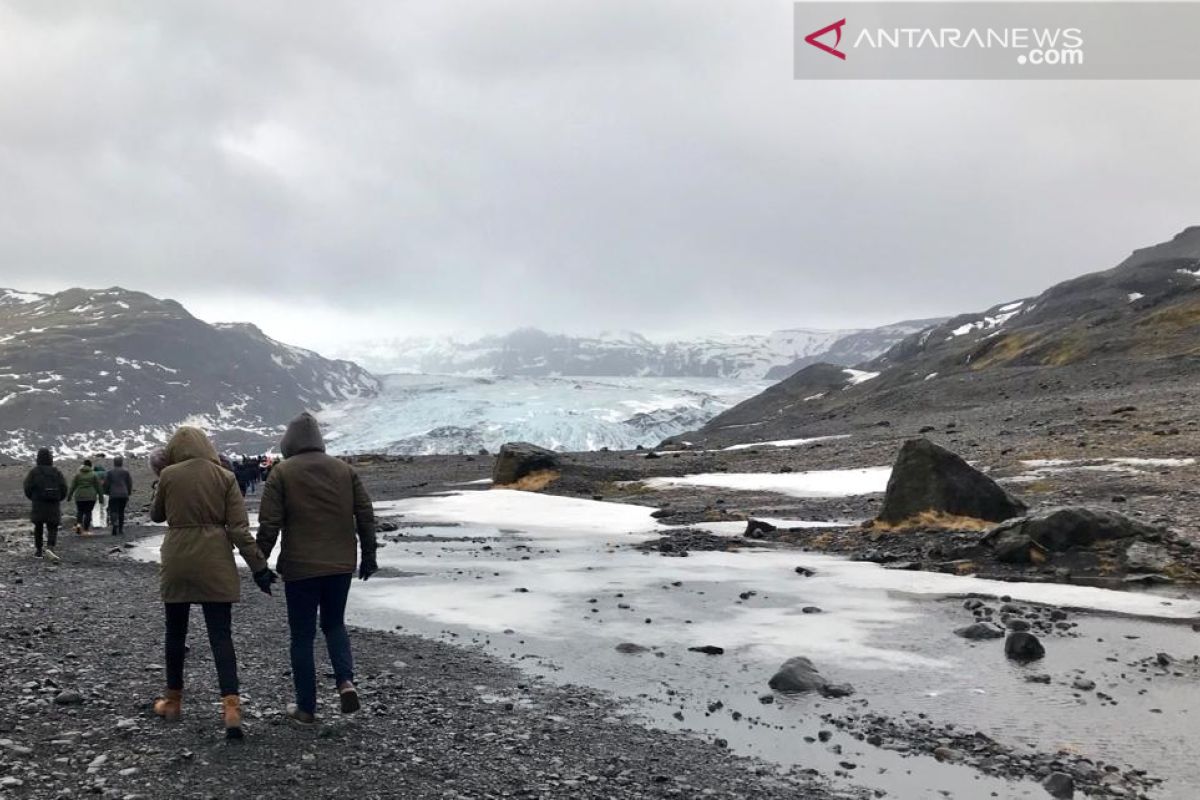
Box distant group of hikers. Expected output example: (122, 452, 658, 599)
(21, 412, 378, 737)
(23, 452, 134, 558)
(222, 454, 275, 497)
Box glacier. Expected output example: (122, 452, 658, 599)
(318, 373, 771, 455)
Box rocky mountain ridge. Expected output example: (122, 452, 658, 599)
(668, 227, 1200, 447)
(0, 287, 380, 459)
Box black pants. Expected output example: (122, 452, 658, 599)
(33, 521, 58, 552)
(164, 602, 239, 696)
(75, 500, 96, 531)
(108, 497, 128, 532)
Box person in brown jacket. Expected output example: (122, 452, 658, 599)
(149, 426, 278, 739)
(257, 412, 376, 724)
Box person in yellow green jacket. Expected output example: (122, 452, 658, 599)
(66, 460, 104, 533)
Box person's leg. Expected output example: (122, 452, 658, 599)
(285, 577, 320, 716)
(80, 500, 94, 531)
(46, 522, 57, 550)
(318, 574, 355, 688)
(74, 501, 85, 532)
(164, 603, 190, 691)
(110, 498, 126, 534)
(33, 521, 44, 555)
(200, 603, 239, 696)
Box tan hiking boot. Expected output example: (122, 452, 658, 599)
(222, 695, 243, 739)
(153, 689, 182, 721)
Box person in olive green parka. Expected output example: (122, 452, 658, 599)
(148, 426, 277, 739)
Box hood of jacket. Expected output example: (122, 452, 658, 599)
(36, 448, 52, 466)
(77, 465, 94, 476)
(280, 412, 325, 459)
(165, 426, 219, 466)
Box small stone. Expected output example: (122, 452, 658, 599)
(53, 691, 83, 705)
(1043, 771, 1075, 799)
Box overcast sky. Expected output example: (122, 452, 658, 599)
(1, 1, 1198, 354)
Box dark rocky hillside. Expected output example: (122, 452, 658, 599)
(667, 227, 1200, 448)
(0, 287, 379, 458)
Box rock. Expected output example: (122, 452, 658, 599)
(1004, 632, 1045, 662)
(688, 646, 725, 656)
(1124, 541, 1173, 572)
(877, 438, 1028, 524)
(1123, 573, 1173, 585)
(986, 529, 1042, 565)
(794, 566, 816, 577)
(1043, 771, 1075, 799)
(801, 606, 823, 614)
(744, 519, 777, 538)
(954, 623, 1005, 640)
(492, 442, 561, 486)
(615, 643, 649, 654)
(985, 507, 1162, 554)
(1156, 652, 1173, 667)
(1025, 673, 1052, 684)
(53, 691, 83, 705)
(933, 746, 960, 762)
(767, 657, 855, 698)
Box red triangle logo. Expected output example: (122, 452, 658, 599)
(805, 19, 847, 60)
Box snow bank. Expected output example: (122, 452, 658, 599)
(644, 467, 891, 498)
(722, 434, 850, 451)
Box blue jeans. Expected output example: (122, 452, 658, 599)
(285, 573, 354, 715)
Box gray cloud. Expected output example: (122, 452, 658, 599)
(1, 1, 1198, 352)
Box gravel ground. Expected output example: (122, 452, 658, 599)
(0, 523, 857, 800)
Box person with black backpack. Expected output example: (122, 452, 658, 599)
(23, 448, 69, 562)
(102, 456, 134, 536)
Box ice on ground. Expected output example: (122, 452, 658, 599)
(722, 434, 850, 451)
(349, 491, 1200, 674)
(375, 490, 660, 536)
(1009, 457, 1197, 482)
(694, 519, 845, 536)
(1128, 292, 1145, 302)
(644, 467, 891, 498)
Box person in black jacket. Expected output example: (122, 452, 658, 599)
(102, 456, 134, 536)
(23, 448, 69, 562)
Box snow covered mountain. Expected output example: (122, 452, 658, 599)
(336, 324, 939, 380)
(0, 287, 380, 459)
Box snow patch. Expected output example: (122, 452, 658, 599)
(842, 369, 880, 385)
(644, 467, 891, 498)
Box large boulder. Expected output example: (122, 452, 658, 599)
(492, 442, 562, 485)
(1004, 631, 1045, 661)
(877, 439, 1027, 525)
(984, 507, 1161, 554)
(768, 656, 855, 698)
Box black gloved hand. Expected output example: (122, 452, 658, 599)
(253, 567, 278, 595)
(358, 554, 378, 581)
